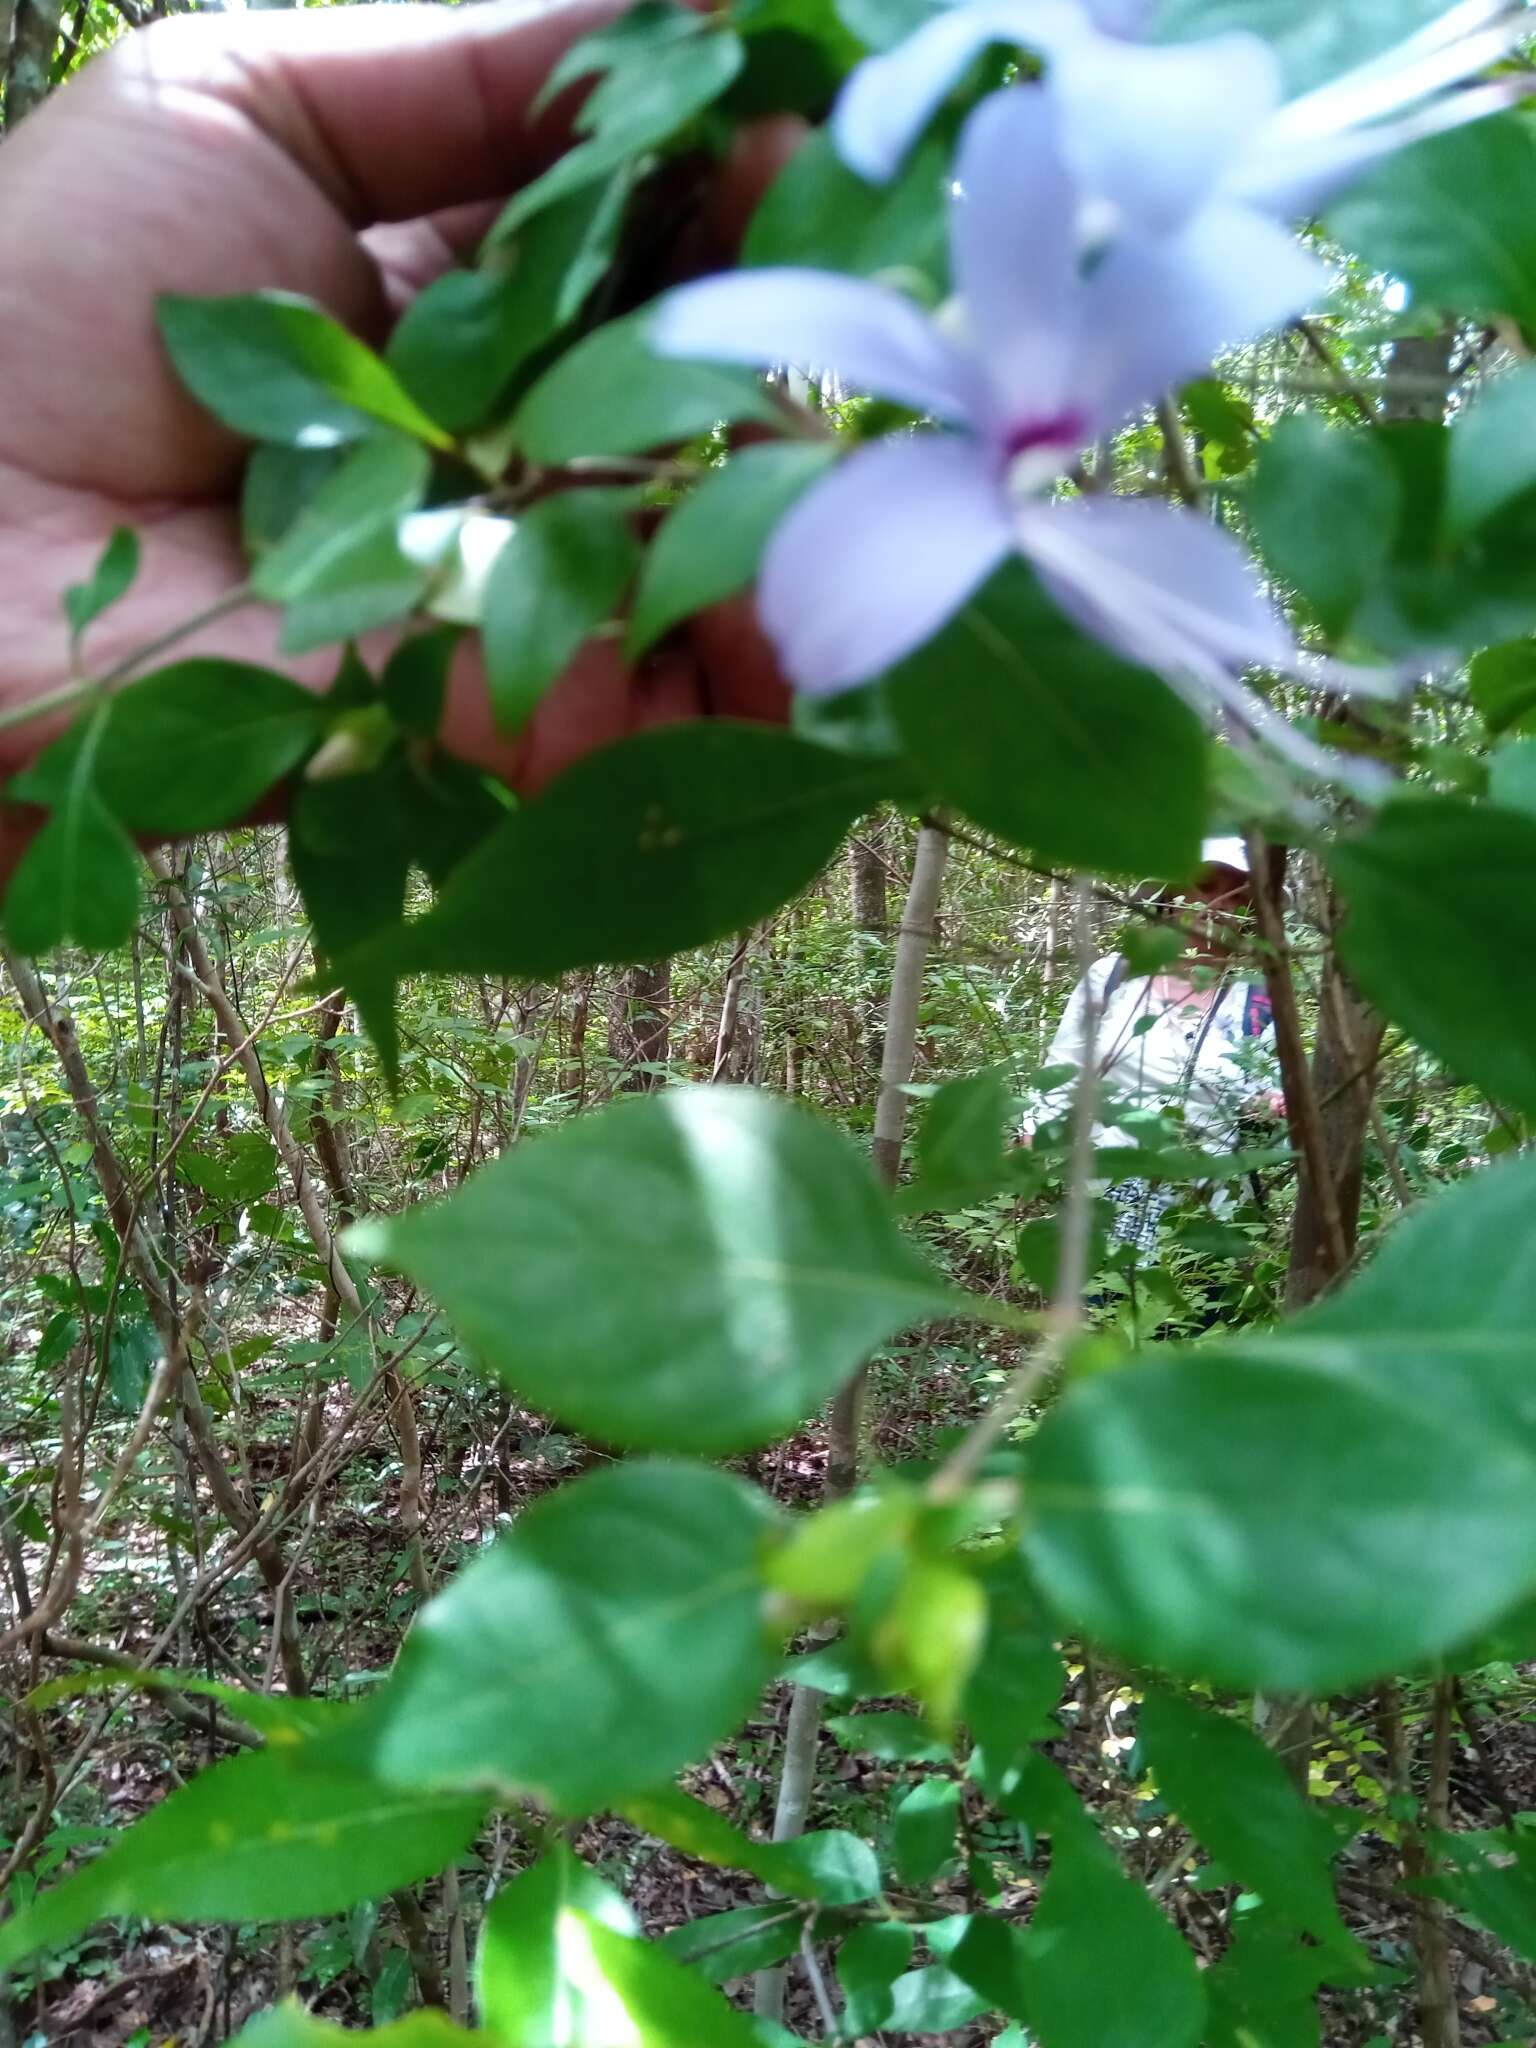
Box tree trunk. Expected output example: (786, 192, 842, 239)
(1283, 934, 1385, 1313)
(711, 934, 753, 1083)
(608, 961, 671, 1093)
(1382, 1677, 1463, 2048)
(1279, 321, 1454, 1308)
(1255, 326, 1456, 1785)
(850, 824, 888, 933)
(562, 975, 592, 1105)
(850, 821, 890, 1084)
(3, 0, 64, 126)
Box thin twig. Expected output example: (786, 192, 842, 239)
(929, 876, 1098, 1500)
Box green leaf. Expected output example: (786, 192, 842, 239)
(580, 1919, 764, 2045)
(888, 559, 1206, 877)
(882, 1963, 990, 2033)
(837, 1922, 914, 2035)
(358, 722, 913, 985)
(180, 1131, 280, 1204)
(18, 660, 323, 834)
(623, 1785, 881, 1903)
(380, 626, 459, 738)
(536, 0, 706, 107)
(868, 1555, 987, 1733)
(1450, 1585, 1536, 1669)
(1183, 378, 1257, 478)
(1139, 1692, 1356, 1956)
(963, 1557, 1064, 1796)
(1270, 1146, 1536, 1433)
(352, 1086, 943, 1455)
(1445, 365, 1536, 541)
(890, 1777, 960, 1885)
(1488, 736, 1536, 816)
(1330, 115, 1536, 332)
(479, 1844, 763, 2045)
(494, 21, 745, 240)
(27, 1670, 340, 1744)
(0, 1745, 485, 1969)
(618, 1785, 876, 1892)
(483, 490, 640, 732)
(720, 20, 847, 120)
(1155, 0, 1464, 95)
(743, 126, 949, 293)
(626, 443, 835, 659)
(1270, 418, 1536, 659)
(390, 273, 538, 434)
(64, 527, 139, 643)
(1024, 1146, 1536, 1687)
(1470, 640, 1536, 735)
(517, 311, 781, 464)
(1330, 796, 1536, 1117)
(1249, 416, 1399, 640)
(4, 724, 139, 955)
(106, 1318, 161, 1413)
(348, 1462, 776, 1812)
(289, 773, 411, 964)
(910, 1067, 1015, 1208)
(1203, 1911, 1326, 2048)
(568, 13, 745, 143)
(1430, 1829, 1536, 1963)
(953, 1781, 1206, 2048)
(242, 445, 346, 556)
(228, 2002, 479, 2048)
(252, 437, 432, 654)
(659, 1905, 804, 1985)
(825, 1709, 950, 1763)
(158, 292, 452, 449)
(389, 180, 628, 433)
(767, 1830, 882, 1905)
(35, 1310, 81, 1374)
(1023, 1330, 1536, 1693)
(767, 1486, 917, 1605)
(833, 0, 942, 52)
(478, 1846, 636, 2038)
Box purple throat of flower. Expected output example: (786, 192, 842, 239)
(1001, 411, 1088, 496)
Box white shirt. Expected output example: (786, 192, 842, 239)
(1036, 954, 1272, 1154)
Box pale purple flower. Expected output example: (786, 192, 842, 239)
(834, 0, 1529, 228)
(651, 90, 1377, 772)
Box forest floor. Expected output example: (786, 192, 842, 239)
(12, 1360, 1536, 2048)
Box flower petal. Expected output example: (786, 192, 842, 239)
(1017, 494, 1296, 679)
(1263, 0, 1526, 145)
(1074, 201, 1326, 429)
(1050, 30, 1282, 234)
(1087, 0, 1155, 31)
(759, 434, 1013, 693)
(951, 90, 1082, 427)
(831, 0, 1092, 184)
(1230, 0, 1532, 216)
(1233, 76, 1526, 216)
(650, 269, 982, 425)
(1018, 495, 1394, 793)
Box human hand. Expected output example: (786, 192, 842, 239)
(1242, 1088, 1288, 1123)
(0, 0, 795, 815)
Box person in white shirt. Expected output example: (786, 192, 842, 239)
(1028, 838, 1284, 1258)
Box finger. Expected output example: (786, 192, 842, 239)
(441, 637, 713, 795)
(686, 595, 792, 725)
(363, 201, 505, 317)
(99, 0, 629, 229)
(705, 115, 808, 261)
